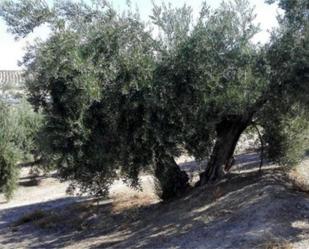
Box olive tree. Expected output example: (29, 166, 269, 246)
(153, 0, 308, 184)
(0, 0, 307, 200)
(0, 0, 190, 199)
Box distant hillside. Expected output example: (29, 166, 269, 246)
(0, 70, 25, 104)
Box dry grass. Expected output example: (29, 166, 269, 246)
(112, 193, 158, 213)
(289, 168, 309, 193)
(261, 240, 293, 249)
(13, 201, 99, 231)
(11, 194, 157, 233)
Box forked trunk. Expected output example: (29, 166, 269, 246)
(198, 116, 250, 185)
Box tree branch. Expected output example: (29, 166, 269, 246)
(252, 123, 264, 172)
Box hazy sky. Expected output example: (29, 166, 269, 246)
(0, 0, 280, 70)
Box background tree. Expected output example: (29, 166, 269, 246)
(0, 99, 42, 199)
(261, 0, 309, 167)
(0, 101, 19, 200)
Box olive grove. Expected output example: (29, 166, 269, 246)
(0, 0, 308, 199)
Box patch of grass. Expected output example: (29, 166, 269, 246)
(69, 200, 96, 214)
(112, 193, 157, 213)
(289, 168, 309, 193)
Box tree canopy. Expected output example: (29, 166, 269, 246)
(0, 0, 308, 199)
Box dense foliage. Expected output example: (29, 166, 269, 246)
(0, 0, 308, 199)
(261, 0, 309, 166)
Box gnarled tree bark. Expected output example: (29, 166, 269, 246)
(154, 152, 189, 200)
(198, 115, 251, 185)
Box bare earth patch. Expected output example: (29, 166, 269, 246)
(1, 154, 309, 249)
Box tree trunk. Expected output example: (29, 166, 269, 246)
(154, 152, 189, 200)
(198, 116, 250, 185)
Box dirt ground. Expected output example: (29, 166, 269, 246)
(1, 153, 309, 249)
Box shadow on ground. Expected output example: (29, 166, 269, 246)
(1, 154, 309, 249)
(179, 151, 268, 174)
(0, 197, 83, 229)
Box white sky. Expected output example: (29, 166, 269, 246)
(0, 0, 280, 70)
